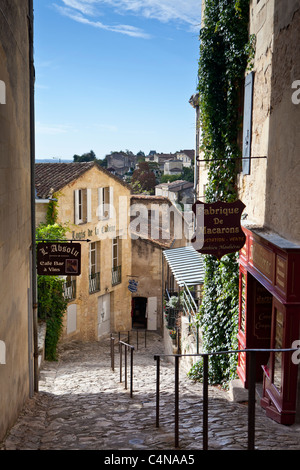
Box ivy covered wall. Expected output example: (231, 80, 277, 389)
(189, 0, 255, 385)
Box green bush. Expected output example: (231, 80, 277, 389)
(38, 275, 67, 361)
(36, 201, 69, 361)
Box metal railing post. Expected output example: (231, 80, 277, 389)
(110, 334, 115, 371)
(203, 354, 208, 450)
(120, 343, 122, 383)
(130, 347, 134, 398)
(175, 355, 179, 448)
(125, 345, 128, 390)
(154, 355, 160, 428)
(248, 350, 256, 450)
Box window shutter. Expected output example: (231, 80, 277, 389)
(242, 72, 254, 175)
(98, 188, 104, 219)
(74, 190, 79, 224)
(109, 186, 114, 219)
(87, 188, 91, 222)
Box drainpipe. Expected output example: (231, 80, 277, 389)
(28, 0, 38, 393)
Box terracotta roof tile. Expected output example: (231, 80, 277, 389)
(35, 162, 131, 199)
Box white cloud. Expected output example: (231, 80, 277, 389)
(55, 4, 152, 38)
(60, 0, 99, 16)
(54, 0, 201, 37)
(35, 122, 74, 135)
(102, 0, 201, 28)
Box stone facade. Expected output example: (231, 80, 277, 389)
(130, 195, 189, 333)
(36, 162, 133, 341)
(0, 1, 34, 441)
(236, 0, 300, 242)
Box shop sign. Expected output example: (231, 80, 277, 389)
(37, 242, 81, 276)
(192, 199, 246, 260)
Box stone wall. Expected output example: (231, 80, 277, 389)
(0, 0, 33, 441)
(238, 0, 300, 245)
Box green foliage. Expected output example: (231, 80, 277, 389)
(131, 161, 157, 193)
(36, 217, 69, 361)
(73, 149, 96, 162)
(37, 275, 67, 361)
(189, 0, 254, 386)
(37, 222, 69, 241)
(181, 166, 194, 183)
(160, 174, 181, 184)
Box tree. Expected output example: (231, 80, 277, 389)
(73, 150, 96, 162)
(181, 166, 194, 183)
(160, 174, 181, 184)
(131, 162, 156, 194)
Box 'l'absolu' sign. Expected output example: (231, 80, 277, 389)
(37, 242, 81, 276)
(191, 200, 246, 260)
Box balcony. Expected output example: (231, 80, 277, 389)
(112, 265, 122, 286)
(63, 279, 76, 301)
(89, 272, 100, 294)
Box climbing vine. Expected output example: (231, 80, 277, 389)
(37, 196, 69, 361)
(188, 0, 255, 385)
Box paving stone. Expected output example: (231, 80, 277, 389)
(1, 331, 300, 451)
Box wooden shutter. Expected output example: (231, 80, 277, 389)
(74, 190, 79, 224)
(109, 186, 114, 219)
(242, 72, 254, 175)
(87, 188, 91, 222)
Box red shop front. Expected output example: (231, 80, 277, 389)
(237, 225, 300, 425)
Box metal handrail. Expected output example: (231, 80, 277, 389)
(119, 341, 134, 397)
(110, 334, 135, 398)
(181, 282, 200, 352)
(154, 348, 298, 450)
(117, 330, 147, 350)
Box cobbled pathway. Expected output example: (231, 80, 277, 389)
(1, 332, 300, 451)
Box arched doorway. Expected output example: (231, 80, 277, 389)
(132, 297, 147, 329)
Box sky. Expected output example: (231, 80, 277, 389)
(34, 0, 202, 161)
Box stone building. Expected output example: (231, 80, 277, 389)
(195, 0, 300, 425)
(35, 162, 133, 340)
(155, 180, 194, 208)
(0, 0, 35, 441)
(129, 195, 189, 332)
(236, 0, 300, 425)
(35, 164, 189, 341)
(106, 151, 137, 178)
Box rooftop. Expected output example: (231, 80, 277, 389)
(35, 161, 130, 199)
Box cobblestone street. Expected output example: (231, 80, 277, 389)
(1, 332, 300, 452)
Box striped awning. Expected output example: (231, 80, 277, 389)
(163, 245, 205, 287)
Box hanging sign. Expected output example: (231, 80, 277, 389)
(191, 199, 246, 260)
(37, 242, 81, 276)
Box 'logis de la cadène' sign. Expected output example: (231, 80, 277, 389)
(191, 199, 246, 260)
(37, 242, 81, 276)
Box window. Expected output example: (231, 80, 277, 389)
(89, 241, 100, 293)
(112, 237, 122, 286)
(98, 186, 114, 220)
(63, 276, 76, 301)
(74, 189, 91, 224)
